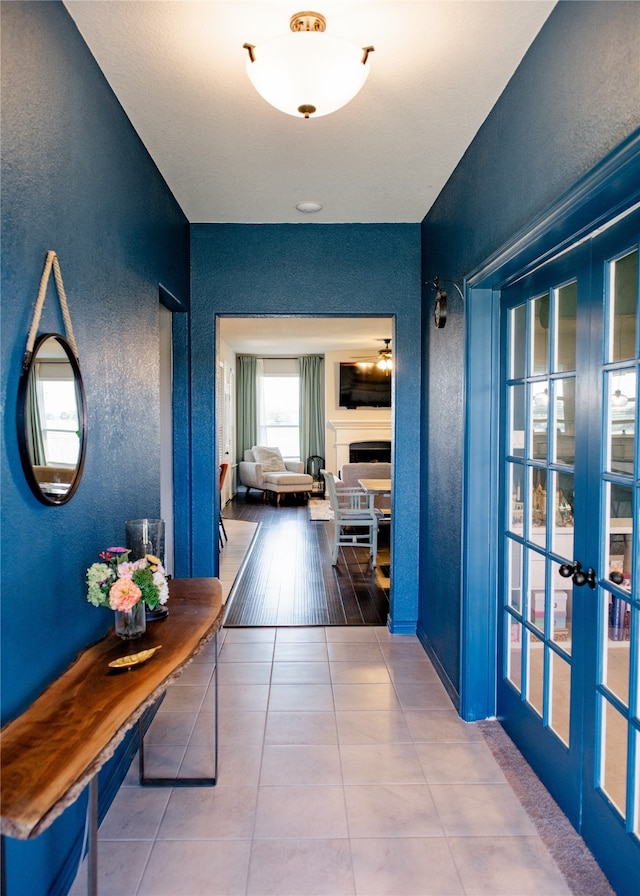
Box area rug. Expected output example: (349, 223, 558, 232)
(223, 514, 388, 626)
(308, 499, 333, 521)
(479, 721, 614, 896)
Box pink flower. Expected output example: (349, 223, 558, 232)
(109, 577, 142, 612)
(117, 559, 145, 579)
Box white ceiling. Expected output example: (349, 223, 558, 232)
(64, 1, 556, 226)
(219, 315, 393, 355)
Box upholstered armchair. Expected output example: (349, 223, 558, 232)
(239, 446, 313, 505)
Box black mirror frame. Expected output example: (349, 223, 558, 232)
(17, 333, 87, 506)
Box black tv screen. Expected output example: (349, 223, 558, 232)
(339, 363, 392, 408)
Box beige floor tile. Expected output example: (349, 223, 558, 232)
(330, 661, 392, 684)
(138, 838, 251, 895)
(273, 640, 329, 661)
(157, 786, 257, 839)
(344, 783, 443, 838)
(268, 682, 335, 711)
(351, 837, 464, 895)
(171, 661, 214, 686)
(415, 741, 508, 784)
(448, 835, 572, 895)
(275, 626, 327, 642)
(264, 710, 338, 744)
(81, 623, 592, 896)
(213, 683, 270, 711)
(404, 709, 485, 743)
(385, 658, 441, 682)
(325, 626, 383, 642)
(327, 641, 385, 662)
(271, 660, 332, 684)
(222, 626, 276, 643)
(254, 785, 348, 839)
(430, 783, 537, 837)
(70, 840, 153, 896)
(393, 680, 454, 710)
(247, 838, 354, 896)
(219, 640, 275, 663)
(124, 745, 185, 783)
(206, 708, 267, 745)
(144, 710, 197, 746)
(340, 743, 426, 785)
(333, 682, 401, 712)
(156, 684, 207, 713)
(260, 743, 342, 786)
(98, 786, 171, 841)
(218, 661, 273, 685)
(336, 710, 412, 744)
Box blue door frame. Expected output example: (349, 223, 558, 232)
(460, 131, 640, 896)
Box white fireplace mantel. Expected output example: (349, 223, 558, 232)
(327, 419, 392, 472)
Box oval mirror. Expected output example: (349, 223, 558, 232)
(17, 333, 87, 505)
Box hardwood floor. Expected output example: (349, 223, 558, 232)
(222, 491, 390, 626)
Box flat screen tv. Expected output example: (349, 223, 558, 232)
(339, 363, 392, 409)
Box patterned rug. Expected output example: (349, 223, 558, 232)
(308, 499, 333, 521)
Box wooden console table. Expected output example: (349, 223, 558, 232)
(0, 577, 224, 894)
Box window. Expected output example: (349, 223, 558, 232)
(257, 358, 300, 459)
(35, 360, 79, 465)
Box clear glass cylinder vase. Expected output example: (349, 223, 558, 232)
(124, 518, 165, 563)
(114, 601, 146, 640)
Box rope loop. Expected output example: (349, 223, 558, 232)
(24, 251, 79, 368)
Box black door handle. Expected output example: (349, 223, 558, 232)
(559, 561, 596, 589)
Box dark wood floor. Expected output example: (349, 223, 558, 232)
(223, 491, 390, 626)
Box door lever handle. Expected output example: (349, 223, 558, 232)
(559, 560, 596, 589)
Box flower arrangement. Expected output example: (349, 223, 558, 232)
(86, 547, 169, 612)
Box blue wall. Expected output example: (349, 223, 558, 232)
(186, 224, 422, 633)
(419, 0, 640, 694)
(1, 3, 189, 893)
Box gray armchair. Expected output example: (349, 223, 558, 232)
(239, 446, 313, 505)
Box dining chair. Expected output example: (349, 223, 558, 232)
(322, 470, 378, 567)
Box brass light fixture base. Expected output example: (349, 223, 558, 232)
(290, 12, 327, 32)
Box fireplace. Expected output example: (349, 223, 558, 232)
(327, 420, 392, 471)
(349, 441, 392, 463)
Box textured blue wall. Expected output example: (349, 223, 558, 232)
(187, 224, 422, 632)
(1, 3, 189, 893)
(420, 0, 640, 691)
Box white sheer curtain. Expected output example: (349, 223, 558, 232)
(256, 358, 300, 459)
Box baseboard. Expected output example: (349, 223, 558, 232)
(416, 622, 460, 711)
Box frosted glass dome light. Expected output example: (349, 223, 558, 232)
(244, 12, 374, 119)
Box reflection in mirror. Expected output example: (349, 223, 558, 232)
(17, 334, 87, 505)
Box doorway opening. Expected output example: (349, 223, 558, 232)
(216, 314, 395, 624)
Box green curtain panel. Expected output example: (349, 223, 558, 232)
(236, 355, 257, 462)
(299, 354, 325, 462)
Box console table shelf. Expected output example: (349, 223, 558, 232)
(1, 577, 223, 842)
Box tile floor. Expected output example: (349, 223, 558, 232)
(70, 624, 575, 896)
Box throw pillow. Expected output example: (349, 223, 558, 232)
(252, 445, 287, 472)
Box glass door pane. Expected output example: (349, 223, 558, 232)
(502, 271, 580, 745)
(595, 246, 639, 828)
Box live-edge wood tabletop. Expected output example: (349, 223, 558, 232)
(1, 578, 223, 840)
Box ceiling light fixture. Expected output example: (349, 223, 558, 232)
(243, 12, 374, 119)
(296, 201, 323, 213)
(612, 389, 629, 407)
(377, 338, 392, 373)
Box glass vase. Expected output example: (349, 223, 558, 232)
(114, 601, 146, 640)
(124, 518, 165, 563)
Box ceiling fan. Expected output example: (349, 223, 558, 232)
(351, 338, 393, 372)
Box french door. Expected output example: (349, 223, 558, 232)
(497, 207, 640, 892)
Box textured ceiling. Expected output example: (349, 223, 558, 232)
(64, 1, 556, 225)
